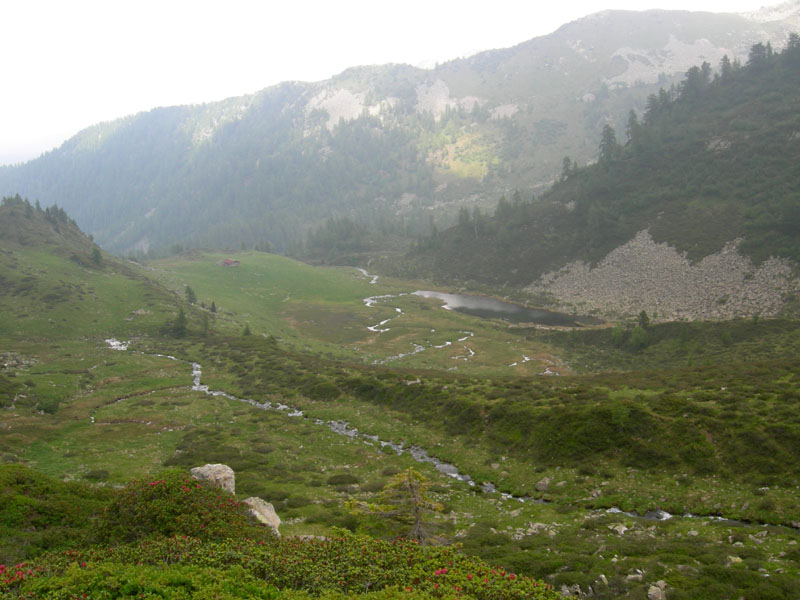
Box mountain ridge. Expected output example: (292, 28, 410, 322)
(1, 6, 799, 257)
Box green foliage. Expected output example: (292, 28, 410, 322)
(93, 469, 268, 544)
(184, 286, 197, 304)
(327, 473, 360, 486)
(0, 464, 113, 563)
(3, 533, 559, 600)
(90, 247, 102, 267)
(14, 563, 281, 600)
(598, 124, 620, 164)
(0, 372, 20, 408)
(629, 325, 649, 350)
(0, 202, 179, 339)
(172, 309, 188, 338)
(351, 468, 443, 542)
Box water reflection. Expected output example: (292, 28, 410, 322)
(413, 291, 589, 327)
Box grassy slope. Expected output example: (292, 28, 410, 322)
(0, 201, 181, 339)
(2, 201, 800, 598)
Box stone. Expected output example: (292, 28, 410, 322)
(244, 497, 281, 536)
(559, 583, 583, 597)
(190, 463, 235, 494)
(727, 555, 743, 565)
(525, 229, 800, 321)
(647, 585, 666, 600)
(527, 522, 549, 534)
(610, 523, 628, 535)
(535, 477, 551, 492)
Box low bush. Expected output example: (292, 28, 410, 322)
(93, 469, 268, 544)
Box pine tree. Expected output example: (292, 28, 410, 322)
(172, 309, 187, 338)
(720, 54, 732, 79)
(350, 467, 442, 543)
(598, 124, 620, 165)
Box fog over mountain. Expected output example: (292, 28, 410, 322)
(1, 5, 798, 256)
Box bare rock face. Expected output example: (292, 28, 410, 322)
(535, 477, 552, 492)
(190, 464, 235, 494)
(244, 497, 281, 537)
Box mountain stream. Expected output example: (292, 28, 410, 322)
(102, 338, 794, 532)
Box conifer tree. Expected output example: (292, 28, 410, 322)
(350, 467, 442, 543)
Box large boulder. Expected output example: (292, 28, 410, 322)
(244, 496, 281, 536)
(190, 463, 235, 494)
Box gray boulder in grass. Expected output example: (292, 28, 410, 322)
(244, 496, 281, 537)
(190, 463, 235, 494)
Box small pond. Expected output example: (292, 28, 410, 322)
(412, 291, 599, 327)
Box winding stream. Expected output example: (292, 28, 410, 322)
(103, 339, 795, 532)
(358, 269, 564, 374)
(362, 291, 476, 366)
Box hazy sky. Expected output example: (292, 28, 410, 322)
(1, 0, 774, 165)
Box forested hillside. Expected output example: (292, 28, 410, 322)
(391, 37, 800, 291)
(1, 8, 797, 257)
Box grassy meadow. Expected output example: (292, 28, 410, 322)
(2, 204, 800, 598)
(147, 250, 568, 376)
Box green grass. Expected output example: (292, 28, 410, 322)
(4, 204, 800, 598)
(146, 250, 567, 376)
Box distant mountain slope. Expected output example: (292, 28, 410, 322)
(0, 6, 798, 256)
(389, 40, 800, 320)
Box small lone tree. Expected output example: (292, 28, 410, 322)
(630, 325, 649, 350)
(172, 309, 187, 338)
(91, 247, 102, 266)
(351, 467, 442, 543)
(185, 286, 197, 304)
(242, 323, 251, 336)
(210, 301, 217, 314)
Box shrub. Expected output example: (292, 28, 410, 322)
(326, 473, 360, 486)
(94, 469, 268, 544)
(8, 534, 561, 600)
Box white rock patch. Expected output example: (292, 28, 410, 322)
(526, 230, 798, 321)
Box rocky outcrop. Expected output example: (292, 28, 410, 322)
(192, 464, 281, 536)
(526, 230, 799, 321)
(244, 497, 282, 537)
(191, 463, 235, 495)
